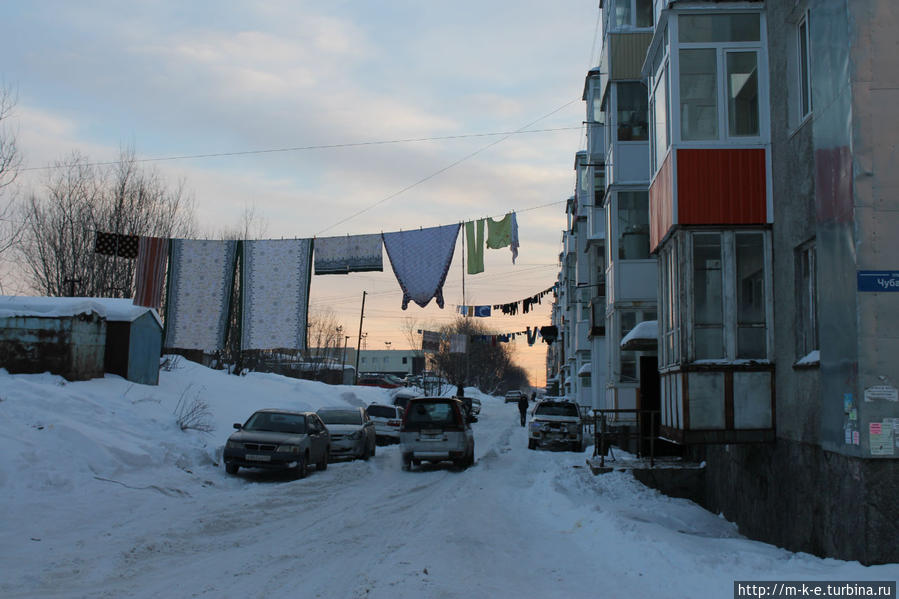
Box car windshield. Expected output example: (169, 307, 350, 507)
(244, 412, 306, 434)
(366, 405, 396, 419)
(405, 401, 458, 427)
(318, 410, 363, 425)
(534, 403, 579, 417)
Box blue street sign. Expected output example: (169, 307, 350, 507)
(858, 271, 899, 292)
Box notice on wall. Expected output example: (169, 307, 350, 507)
(869, 421, 895, 456)
(864, 385, 898, 402)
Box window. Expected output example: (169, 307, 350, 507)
(798, 12, 812, 119)
(679, 49, 718, 140)
(660, 242, 679, 367)
(611, 0, 653, 29)
(795, 240, 818, 358)
(402, 357, 408, 364)
(735, 233, 765, 358)
(652, 63, 670, 170)
(693, 233, 724, 359)
(678, 13, 760, 43)
(726, 52, 759, 136)
(617, 191, 650, 260)
(617, 82, 649, 141)
(676, 12, 765, 142)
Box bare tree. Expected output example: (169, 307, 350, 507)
(429, 317, 523, 394)
(18, 148, 196, 297)
(216, 201, 269, 241)
(0, 84, 23, 287)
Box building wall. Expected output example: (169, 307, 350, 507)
(0, 314, 106, 381)
(662, 0, 898, 565)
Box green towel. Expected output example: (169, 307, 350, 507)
(486, 213, 513, 249)
(465, 220, 485, 274)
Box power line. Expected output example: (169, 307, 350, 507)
(316, 99, 580, 236)
(19, 126, 581, 173)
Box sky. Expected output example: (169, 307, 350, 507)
(0, 1, 604, 386)
(3, 363, 895, 597)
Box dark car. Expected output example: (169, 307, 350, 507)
(357, 373, 403, 389)
(224, 409, 330, 478)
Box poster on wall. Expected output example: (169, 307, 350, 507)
(869, 421, 895, 456)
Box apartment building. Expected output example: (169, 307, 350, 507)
(640, 0, 897, 563)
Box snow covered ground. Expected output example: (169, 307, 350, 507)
(1, 359, 895, 598)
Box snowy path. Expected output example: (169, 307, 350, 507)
(1, 365, 896, 598)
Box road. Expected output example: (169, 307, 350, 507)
(4, 395, 884, 599)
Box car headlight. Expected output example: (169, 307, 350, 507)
(560, 424, 568, 433)
(276, 444, 300, 454)
(226, 440, 241, 449)
(349, 430, 363, 440)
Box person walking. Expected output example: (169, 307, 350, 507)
(517, 393, 529, 427)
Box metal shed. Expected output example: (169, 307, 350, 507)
(0, 296, 162, 385)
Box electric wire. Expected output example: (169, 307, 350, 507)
(315, 99, 580, 236)
(19, 126, 581, 173)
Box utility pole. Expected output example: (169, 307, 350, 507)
(353, 291, 366, 384)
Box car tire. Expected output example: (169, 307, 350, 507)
(295, 452, 308, 479)
(225, 462, 239, 475)
(317, 449, 328, 471)
(361, 442, 371, 461)
(402, 453, 413, 471)
(528, 439, 536, 450)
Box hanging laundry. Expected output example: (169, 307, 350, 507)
(382, 224, 460, 310)
(486, 213, 514, 250)
(464, 219, 485, 275)
(527, 327, 538, 346)
(241, 239, 313, 351)
(539, 325, 559, 345)
(314, 233, 382, 275)
(421, 330, 441, 352)
(164, 239, 238, 351)
(474, 305, 491, 317)
(94, 231, 139, 259)
(449, 334, 468, 354)
(510, 212, 519, 264)
(132, 236, 169, 309)
(459, 305, 491, 317)
(486, 212, 519, 264)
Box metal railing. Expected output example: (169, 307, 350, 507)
(591, 409, 660, 468)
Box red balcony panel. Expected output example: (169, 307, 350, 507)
(650, 152, 673, 252)
(677, 148, 767, 225)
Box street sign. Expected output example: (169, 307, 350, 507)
(857, 271, 899, 292)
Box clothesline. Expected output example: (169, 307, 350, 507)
(457, 284, 556, 317)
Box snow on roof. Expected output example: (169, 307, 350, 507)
(0, 296, 162, 329)
(620, 320, 658, 350)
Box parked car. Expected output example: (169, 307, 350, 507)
(223, 409, 330, 478)
(527, 400, 584, 451)
(392, 389, 418, 411)
(365, 403, 404, 445)
(317, 407, 377, 460)
(400, 397, 474, 470)
(504, 390, 525, 403)
(356, 373, 403, 389)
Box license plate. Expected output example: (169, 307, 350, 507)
(246, 454, 271, 462)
